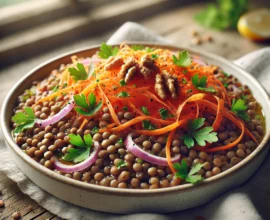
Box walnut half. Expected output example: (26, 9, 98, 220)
(154, 71, 178, 99)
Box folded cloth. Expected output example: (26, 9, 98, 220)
(0, 22, 269, 220)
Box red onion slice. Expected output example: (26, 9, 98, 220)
(54, 141, 101, 173)
(81, 58, 102, 66)
(36, 101, 75, 128)
(125, 134, 181, 166)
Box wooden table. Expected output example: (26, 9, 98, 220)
(0, 2, 269, 219)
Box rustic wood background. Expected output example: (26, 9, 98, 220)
(0, 1, 269, 219)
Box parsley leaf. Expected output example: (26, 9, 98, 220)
(173, 160, 204, 184)
(62, 134, 93, 163)
(120, 79, 126, 87)
(68, 63, 88, 81)
(117, 159, 127, 169)
(74, 93, 102, 116)
(91, 126, 99, 134)
(12, 107, 36, 134)
(191, 73, 217, 93)
(52, 85, 59, 92)
(117, 138, 123, 144)
(181, 118, 218, 148)
(194, 0, 248, 30)
(172, 51, 192, 67)
(159, 108, 173, 120)
(151, 54, 158, 59)
(131, 45, 145, 51)
(116, 91, 129, 97)
(98, 42, 119, 59)
(231, 98, 249, 121)
(141, 106, 150, 115)
(182, 78, 188, 84)
(142, 120, 156, 130)
(145, 47, 154, 53)
(122, 106, 128, 111)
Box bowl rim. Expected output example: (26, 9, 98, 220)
(1, 42, 270, 196)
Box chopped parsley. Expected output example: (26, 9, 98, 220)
(98, 42, 119, 59)
(117, 160, 127, 169)
(137, 158, 143, 163)
(91, 126, 99, 134)
(73, 93, 102, 116)
(117, 91, 130, 97)
(181, 118, 218, 148)
(141, 106, 150, 115)
(159, 108, 173, 120)
(142, 120, 156, 130)
(173, 160, 204, 184)
(172, 51, 192, 67)
(12, 107, 36, 134)
(182, 78, 188, 84)
(62, 134, 93, 163)
(120, 79, 126, 86)
(231, 98, 249, 121)
(151, 54, 158, 59)
(191, 73, 217, 93)
(117, 138, 123, 144)
(68, 63, 88, 81)
(122, 106, 129, 111)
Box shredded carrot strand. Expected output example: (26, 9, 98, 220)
(79, 118, 89, 130)
(98, 85, 121, 125)
(145, 91, 177, 115)
(165, 129, 177, 174)
(212, 97, 224, 131)
(135, 118, 189, 136)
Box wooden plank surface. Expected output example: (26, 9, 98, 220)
(0, 2, 269, 219)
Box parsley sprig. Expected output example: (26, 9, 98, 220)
(74, 93, 102, 116)
(181, 118, 218, 148)
(68, 63, 88, 81)
(173, 160, 204, 184)
(231, 98, 249, 121)
(62, 134, 93, 163)
(191, 74, 217, 93)
(172, 51, 192, 67)
(12, 107, 36, 134)
(98, 43, 119, 59)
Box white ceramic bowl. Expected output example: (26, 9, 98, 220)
(1, 43, 270, 214)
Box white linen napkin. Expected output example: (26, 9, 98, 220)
(0, 22, 269, 220)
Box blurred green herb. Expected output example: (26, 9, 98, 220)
(194, 0, 249, 30)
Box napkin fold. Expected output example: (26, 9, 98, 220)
(0, 22, 269, 220)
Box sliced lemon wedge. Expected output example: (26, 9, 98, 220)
(238, 9, 270, 41)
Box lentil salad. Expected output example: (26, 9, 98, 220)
(11, 43, 265, 189)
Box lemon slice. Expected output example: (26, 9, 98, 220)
(238, 9, 270, 41)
